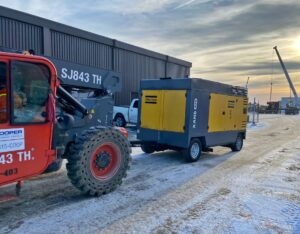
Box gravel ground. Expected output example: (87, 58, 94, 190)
(0, 114, 300, 233)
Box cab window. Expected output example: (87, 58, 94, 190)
(0, 62, 7, 123)
(11, 61, 50, 124)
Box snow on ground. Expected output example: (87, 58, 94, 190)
(247, 122, 265, 131)
(0, 114, 300, 233)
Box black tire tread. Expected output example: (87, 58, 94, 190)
(114, 114, 126, 127)
(141, 144, 155, 154)
(66, 126, 131, 196)
(231, 134, 243, 152)
(182, 139, 202, 163)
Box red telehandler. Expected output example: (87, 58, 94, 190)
(0, 50, 131, 199)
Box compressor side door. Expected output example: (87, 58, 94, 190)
(0, 56, 56, 186)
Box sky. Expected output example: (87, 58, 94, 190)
(1, 0, 300, 104)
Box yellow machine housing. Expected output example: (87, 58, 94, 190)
(208, 93, 248, 132)
(141, 90, 186, 133)
(137, 78, 248, 150)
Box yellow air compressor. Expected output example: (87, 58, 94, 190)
(136, 78, 248, 162)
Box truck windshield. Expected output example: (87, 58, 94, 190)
(11, 61, 51, 124)
(0, 62, 7, 123)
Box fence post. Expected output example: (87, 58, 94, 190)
(252, 98, 256, 126)
(257, 101, 259, 123)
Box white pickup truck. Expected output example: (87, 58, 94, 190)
(113, 99, 139, 127)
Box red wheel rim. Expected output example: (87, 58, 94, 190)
(90, 142, 121, 180)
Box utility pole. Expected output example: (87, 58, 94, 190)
(246, 77, 250, 89)
(269, 80, 273, 102)
(257, 100, 259, 123)
(252, 98, 256, 126)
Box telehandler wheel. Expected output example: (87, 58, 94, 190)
(231, 134, 243, 152)
(141, 144, 155, 154)
(182, 139, 202, 162)
(66, 127, 131, 196)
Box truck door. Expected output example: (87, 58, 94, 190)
(129, 99, 139, 124)
(0, 60, 54, 185)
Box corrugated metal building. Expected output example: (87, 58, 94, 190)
(0, 6, 192, 105)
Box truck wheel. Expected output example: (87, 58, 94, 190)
(183, 139, 202, 162)
(66, 127, 131, 196)
(114, 114, 126, 127)
(141, 144, 155, 154)
(231, 134, 243, 152)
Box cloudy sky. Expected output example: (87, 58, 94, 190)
(1, 0, 300, 104)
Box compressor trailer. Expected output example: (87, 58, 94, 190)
(137, 78, 248, 162)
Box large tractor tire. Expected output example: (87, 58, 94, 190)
(66, 127, 131, 196)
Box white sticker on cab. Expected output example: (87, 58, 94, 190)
(0, 128, 25, 153)
(0, 139, 25, 153)
(0, 128, 24, 141)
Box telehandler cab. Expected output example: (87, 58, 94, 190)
(0, 50, 131, 197)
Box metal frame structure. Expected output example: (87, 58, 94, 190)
(273, 46, 298, 99)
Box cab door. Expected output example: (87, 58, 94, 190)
(129, 99, 139, 124)
(0, 59, 54, 185)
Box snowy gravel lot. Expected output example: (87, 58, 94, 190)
(0, 114, 300, 233)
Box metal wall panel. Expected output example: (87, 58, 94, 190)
(0, 16, 43, 54)
(51, 30, 112, 70)
(167, 62, 189, 78)
(114, 48, 166, 105)
(0, 6, 192, 106)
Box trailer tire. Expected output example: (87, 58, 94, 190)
(66, 127, 131, 196)
(183, 139, 202, 162)
(231, 134, 243, 152)
(114, 114, 126, 127)
(141, 144, 155, 154)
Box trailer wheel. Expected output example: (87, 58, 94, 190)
(183, 139, 202, 162)
(141, 144, 155, 154)
(66, 127, 131, 196)
(114, 114, 126, 127)
(231, 134, 243, 152)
